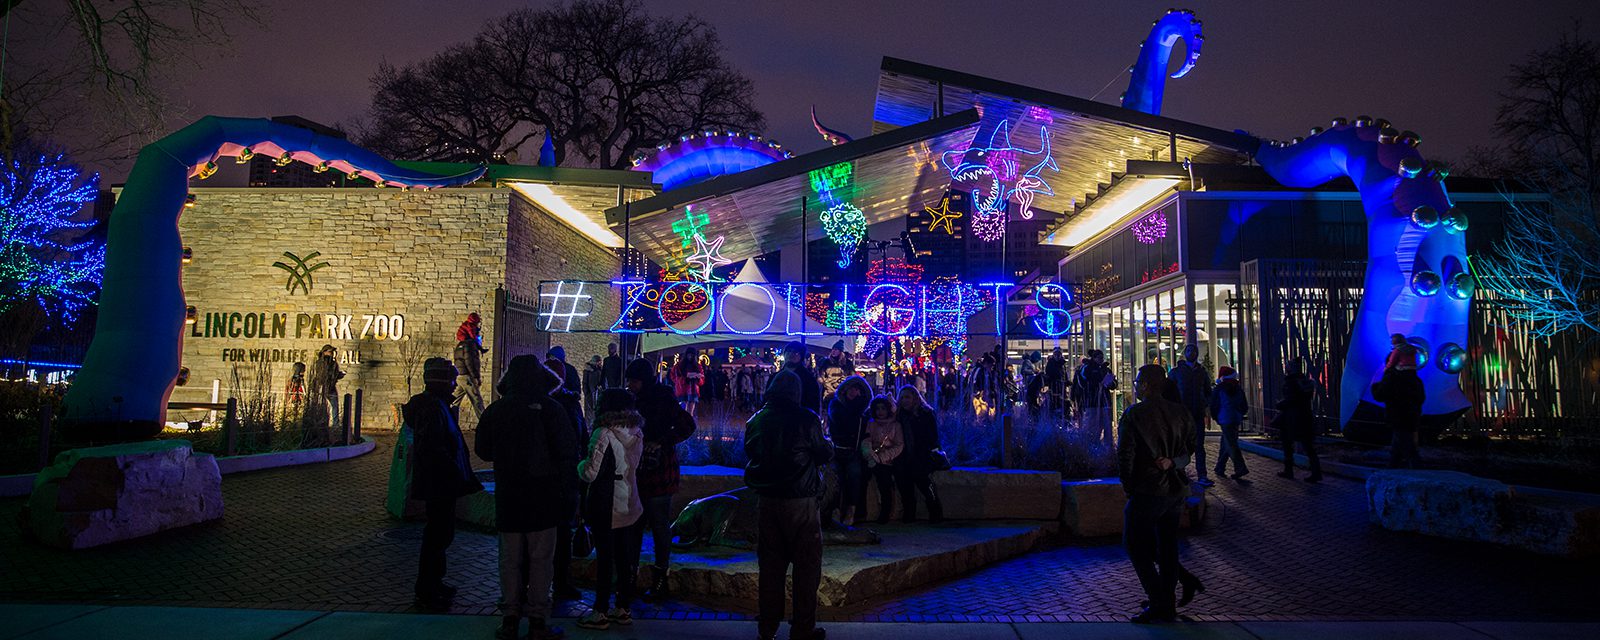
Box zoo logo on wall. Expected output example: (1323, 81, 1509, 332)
(272, 250, 330, 295)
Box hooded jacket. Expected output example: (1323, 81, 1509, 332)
(579, 410, 645, 529)
(404, 388, 481, 502)
(745, 370, 834, 498)
(1168, 360, 1212, 413)
(826, 376, 872, 448)
(1209, 378, 1249, 426)
(474, 356, 578, 532)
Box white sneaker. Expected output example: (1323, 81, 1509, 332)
(576, 611, 609, 630)
(608, 607, 633, 625)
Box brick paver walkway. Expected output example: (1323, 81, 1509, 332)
(2, 436, 1594, 622)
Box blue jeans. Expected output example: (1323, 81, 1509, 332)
(1215, 422, 1248, 476)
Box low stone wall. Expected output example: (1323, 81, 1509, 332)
(676, 465, 1062, 521)
(1367, 470, 1600, 558)
(1060, 478, 1208, 538)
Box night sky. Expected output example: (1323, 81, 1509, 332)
(46, 0, 1600, 175)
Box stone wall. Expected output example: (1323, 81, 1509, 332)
(177, 188, 510, 430)
(503, 194, 622, 373)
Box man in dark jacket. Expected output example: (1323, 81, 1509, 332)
(625, 357, 696, 599)
(602, 343, 624, 388)
(1373, 360, 1426, 469)
(777, 341, 823, 414)
(583, 355, 603, 413)
(1073, 350, 1118, 445)
(1045, 347, 1067, 414)
(405, 357, 483, 610)
(474, 356, 575, 640)
(1275, 358, 1323, 482)
(454, 314, 488, 419)
(1169, 344, 1214, 486)
(544, 351, 590, 601)
(826, 376, 871, 526)
(309, 344, 345, 442)
(745, 369, 833, 640)
(1117, 364, 1198, 624)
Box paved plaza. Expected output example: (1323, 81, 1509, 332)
(2, 436, 1596, 625)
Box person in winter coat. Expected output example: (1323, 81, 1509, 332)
(625, 357, 696, 601)
(1045, 347, 1068, 415)
(670, 347, 705, 415)
(454, 314, 488, 418)
(776, 341, 823, 414)
(540, 352, 590, 602)
(1118, 364, 1201, 624)
(310, 344, 345, 441)
(474, 356, 576, 640)
(895, 385, 944, 523)
(1274, 357, 1323, 482)
(1208, 366, 1250, 480)
(1073, 350, 1117, 445)
(576, 388, 646, 630)
(602, 343, 624, 389)
(817, 340, 855, 399)
(863, 395, 904, 524)
(827, 376, 872, 526)
(405, 357, 483, 610)
(584, 355, 604, 414)
(1169, 344, 1214, 486)
(1373, 359, 1426, 469)
(744, 369, 833, 640)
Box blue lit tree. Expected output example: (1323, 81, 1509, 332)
(0, 153, 103, 325)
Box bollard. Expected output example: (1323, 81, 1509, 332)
(353, 389, 364, 444)
(224, 397, 239, 456)
(36, 408, 53, 471)
(342, 393, 354, 446)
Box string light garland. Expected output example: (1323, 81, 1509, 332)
(0, 154, 104, 322)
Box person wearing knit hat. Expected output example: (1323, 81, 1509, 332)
(404, 356, 482, 610)
(453, 315, 489, 419)
(744, 367, 833, 640)
(1208, 365, 1250, 481)
(818, 339, 855, 400)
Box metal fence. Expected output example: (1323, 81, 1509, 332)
(1238, 259, 1600, 440)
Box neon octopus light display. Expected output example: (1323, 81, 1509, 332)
(941, 120, 1058, 241)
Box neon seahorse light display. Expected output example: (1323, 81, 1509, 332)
(64, 116, 487, 433)
(1121, 9, 1204, 115)
(941, 121, 1058, 241)
(1254, 118, 1470, 435)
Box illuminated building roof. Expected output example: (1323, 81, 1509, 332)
(603, 109, 982, 265)
(871, 57, 1259, 246)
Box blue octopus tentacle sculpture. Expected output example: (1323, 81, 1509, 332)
(1121, 9, 1204, 115)
(1254, 118, 1471, 435)
(65, 116, 487, 433)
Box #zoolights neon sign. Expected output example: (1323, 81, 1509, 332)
(536, 280, 1079, 338)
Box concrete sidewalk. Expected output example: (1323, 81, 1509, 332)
(5, 603, 1597, 640)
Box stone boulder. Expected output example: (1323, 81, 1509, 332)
(1059, 478, 1208, 537)
(23, 440, 223, 549)
(1367, 470, 1600, 558)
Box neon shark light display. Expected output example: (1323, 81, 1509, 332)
(941, 120, 1059, 241)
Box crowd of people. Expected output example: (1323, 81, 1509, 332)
(397, 311, 1432, 635)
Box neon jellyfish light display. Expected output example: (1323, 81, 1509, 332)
(941, 120, 1058, 241)
(1255, 118, 1470, 433)
(1121, 9, 1204, 115)
(64, 116, 487, 432)
(810, 161, 866, 268)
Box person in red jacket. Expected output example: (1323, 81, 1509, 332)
(625, 357, 697, 600)
(670, 347, 705, 415)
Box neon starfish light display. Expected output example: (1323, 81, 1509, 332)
(923, 194, 963, 235)
(685, 232, 733, 282)
(941, 120, 1058, 241)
